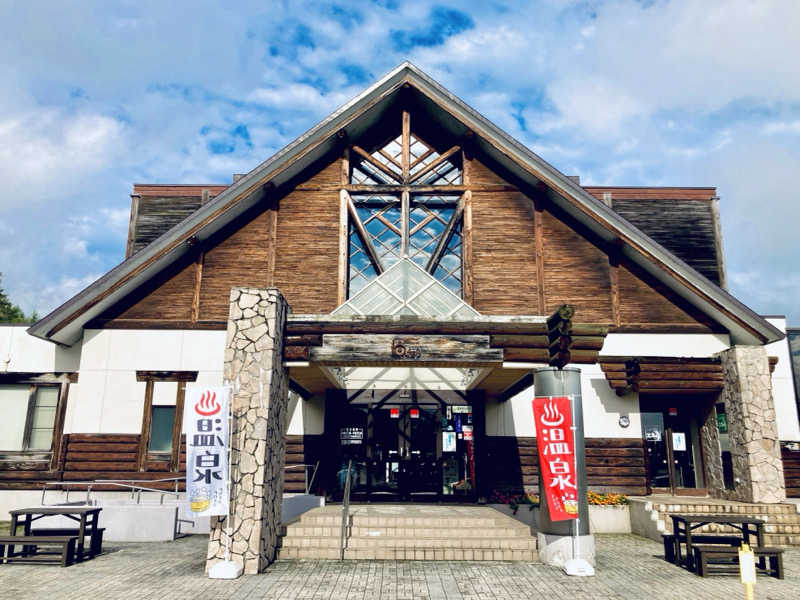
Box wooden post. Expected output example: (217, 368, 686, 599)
(533, 196, 546, 314)
(170, 381, 186, 471)
(609, 249, 621, 327)
(462, 189, 474, 305)
(266, 209, 278, 288)
(401, 190, 410, 257)
(401, 110, 410, 183)
(191, 252, 204, 323)
(125, 194, 141, 259)
(137, 380, 154, 471)
(337, 190, 349, 304)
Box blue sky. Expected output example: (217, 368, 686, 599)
(0, 0, 799, 323)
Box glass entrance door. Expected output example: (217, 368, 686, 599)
(334, 395, 478, 501)
(641, 399, 705, 494)
(368, 404, 442, 500)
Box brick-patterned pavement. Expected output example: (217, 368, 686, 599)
(0, 534, 797, 599)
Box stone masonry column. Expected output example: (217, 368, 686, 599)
(206, 288, 290, 574)
(716, 345, 785, 503)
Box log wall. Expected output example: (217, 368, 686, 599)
(483, 436, 647, 496)
(0, 433, 322, 493)
(783, 446, 800, 498)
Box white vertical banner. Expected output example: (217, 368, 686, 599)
(184, 385, 231, 517)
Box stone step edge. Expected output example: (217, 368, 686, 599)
(297, 518, 531, 528)
(282, 539, 538, 549)
(284, 528, 533, 537)
(277, 549, 540, 561)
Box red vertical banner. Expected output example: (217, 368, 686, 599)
(532, 396, 578, 521)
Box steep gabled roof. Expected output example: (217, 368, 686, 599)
(28, 62, 782, 346)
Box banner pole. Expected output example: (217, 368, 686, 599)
(225, 391, 232, 562)
(570, 393, 578, 562)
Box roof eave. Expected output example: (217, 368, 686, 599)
(28, 62, 783, 347)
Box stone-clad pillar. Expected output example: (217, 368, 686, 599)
(716, 345, 785, 503)
(206, 288, 290, 574)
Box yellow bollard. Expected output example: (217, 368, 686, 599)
(739, 543, 756, 600)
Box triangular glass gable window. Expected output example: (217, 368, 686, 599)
(334, 258, 479, 319)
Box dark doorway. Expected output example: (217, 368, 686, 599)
(640, 396, 707, 495)
(330, 391, 477, 501)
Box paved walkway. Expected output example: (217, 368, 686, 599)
(1, 534, 798, 599)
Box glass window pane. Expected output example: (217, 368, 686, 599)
(0, 384, 30, 451)
(28, 428, 54, 450)
(149, 406, 176, 453)
(31, 405, 56, 430)
(34, 386, 59, 407)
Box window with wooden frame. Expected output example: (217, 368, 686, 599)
(137, 371, 198, 471)
(0, 373, 73, 470)
(345, 113, 465, 298)
(0, 383, 60, 451)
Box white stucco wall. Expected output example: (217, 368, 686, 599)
(485, 363, 642, 439)
(0, 324, 81, 373)
(66, 329, 226, 434)
(486, 333, 738, 440)
(600, 332, 731, 357)
(286, 394, 325, 435)
(64, 328, 323, 437)
(765, 317, 800, 441)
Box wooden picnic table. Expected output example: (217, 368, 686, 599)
(669, 513, 765, 572)
(8, 506, 103, 563)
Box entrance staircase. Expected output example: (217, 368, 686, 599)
(279, 504, 538, 561)
(636, 497, 800, 546)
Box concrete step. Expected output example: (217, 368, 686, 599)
(282, 535, 538, 551)
(278, 546, 539, 561)
(654, 503, 799, 516)
(296, 514, 524, 529)
(279, 504, 539, 561)
(285, 525, 531, 539)
(652, 500, 800, 546)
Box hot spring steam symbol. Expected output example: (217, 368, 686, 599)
(195, 391, 221, 416)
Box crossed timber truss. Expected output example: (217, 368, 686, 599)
(344, 110, 466, 297)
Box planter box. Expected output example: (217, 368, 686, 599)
(588, 505, 631, 533)
(491, 504, 630, 534)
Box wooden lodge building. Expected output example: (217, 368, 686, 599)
(2, 63, 799, 513)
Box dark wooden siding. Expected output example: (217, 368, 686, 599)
(613, 198, 721, 285)
(783, 447, 800, 498)
(284, 434, 325, 494)
(131, 197, 203, 256)
(471, 161, 540, 315)
(272, 159, 341, 314)
(107, 260, 196, 324)
(483, 436, 647, 496)
(0, 433, 320, 493)
(541, 211, 614, 322)
(198, 210, 271, 321)
(617, 259, 718, 330)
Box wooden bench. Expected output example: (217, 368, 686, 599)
(0, 535, 78, 567)
(662, 533, 740, 564)
(692, 545, 784, 579)
(30, 527, 105, 557)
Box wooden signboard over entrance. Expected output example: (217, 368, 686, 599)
(309, 334, 503, 367)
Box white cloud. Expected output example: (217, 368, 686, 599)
(0, 111, 125, 207)
(762, 120, 800, 135)
(0, 0, 798, 324)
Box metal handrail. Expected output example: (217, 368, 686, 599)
(284, 462, 321, 494)
(339, 459, 353, 560)
(41, 477, 186, 506)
